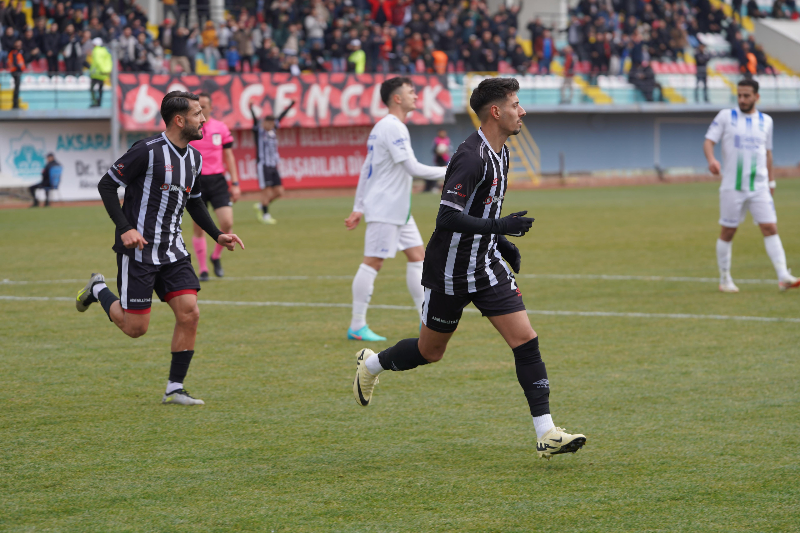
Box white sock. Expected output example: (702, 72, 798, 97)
(351, 263, 378, 331)
(764, 234, 791, 281)
(166, 381, 183, 394)
(406, 261, 425, 321)
(92, 282, 108, 299)
(533, 414, 555, 440)
(365, 353, 384, 375)
(716, 238, 733, 283)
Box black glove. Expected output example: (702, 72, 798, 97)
(497, 210, 534, 237)
(497, 237, 521, 273)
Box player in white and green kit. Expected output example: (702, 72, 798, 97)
(703, 78, 799, 292)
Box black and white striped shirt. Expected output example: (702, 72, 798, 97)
(422, 130, 510, 295)
(107, 132, 203, 265)
(254, 124, 280, 168)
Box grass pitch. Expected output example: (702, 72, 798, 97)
(1, 181, 799, 532)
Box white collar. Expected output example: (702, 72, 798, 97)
(161, 132, 188, 160)
(478, 128, 503, 165)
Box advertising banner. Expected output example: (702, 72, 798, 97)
(118, 73, 453, 131)
(231, 126, 369, 190)
(0, 121, 111, 201)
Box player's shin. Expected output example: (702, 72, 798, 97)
(94, 283, 120, 321)
(513, 337, 555, 439)
(351, 263, 378, 331)
(716, 238, 733, 282)
(406, 261, 424, 320)
(764, 234, 791, 281)
(167, 350, 194, 393)
(377, 338, 430, 371)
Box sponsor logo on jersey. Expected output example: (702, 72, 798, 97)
(164, 164, 174, 172)
(113, 163, 124, 176)
(446, 189, 466, 198)
(492, 176, 498, 186)
(129, 298, 151, 302)
(392, 137, 408, 148)
(454, 184, 462, 190)
(432, 316, 459, 324)
(484, 194, 504, 205)
(160, 183, 191, 193)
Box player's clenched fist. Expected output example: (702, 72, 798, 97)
(121, 228, 148, 250)
(708, 159, 721, 175)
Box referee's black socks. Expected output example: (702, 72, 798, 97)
(513, 337, 551, 416)
(377, 338, 430, 371)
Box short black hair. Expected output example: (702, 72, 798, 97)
(197, 92, 212, 100)
(380, 76, 413, 106)
(470, 77, 520, 119)
(738, 78, 759, 94)
(161, 91, 199, 126)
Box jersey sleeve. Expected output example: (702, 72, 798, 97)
(766, 116, 773, 151)
(439, 151, 483, 212)
(385, 121, 412, 164)
(222, 124, 234, 149)
(705, 110, 726, 143)
(106, 141, 149, 186)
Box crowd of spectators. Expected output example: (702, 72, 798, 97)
(0, 0, 796, 97)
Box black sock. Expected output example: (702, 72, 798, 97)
(169, 350, 194, 385)
(97, 287, 120, 322)
(262, 203, 269, 215)
(377, 338, 430, 371)
(513, 337, 550, 416)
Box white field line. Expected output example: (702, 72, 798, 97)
(2, 295, 799, 324)
(0, 274, 778, 285)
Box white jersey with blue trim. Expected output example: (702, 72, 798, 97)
(353, 114, 414, 225)
(705, 108, 773, 192)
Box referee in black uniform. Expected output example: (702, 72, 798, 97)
(75, 91, 245, 406)
(352, 78, 587, 459)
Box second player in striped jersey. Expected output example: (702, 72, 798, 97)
(351, 78, 587, 460)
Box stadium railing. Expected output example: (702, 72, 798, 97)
(0, 71, 110, 111)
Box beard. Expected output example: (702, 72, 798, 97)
(182, 123, 203, 141)
(739, 101, 754, 113)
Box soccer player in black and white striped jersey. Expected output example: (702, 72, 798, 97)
(352, 78, 587, 459)
(75, 91, 244, 406)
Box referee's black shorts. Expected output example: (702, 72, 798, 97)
(421, 270, 526, 333)
(198, 173, 232, 210)
(257, 165, 282, 189)
(116, 254, 201, 313)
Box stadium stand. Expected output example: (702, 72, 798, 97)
(2, 0, 800, 110)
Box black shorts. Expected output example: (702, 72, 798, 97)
(116, 254, 201, 313)
(422, 270, 526, 333)
(199, 173, 232, 210)
(258, 165, 282, 189)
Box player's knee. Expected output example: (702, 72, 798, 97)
(125, 323, 149, 338)
(178, 306, 200, 328)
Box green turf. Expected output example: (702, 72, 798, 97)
(2, 181, 799, 532)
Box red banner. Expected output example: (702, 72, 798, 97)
(118, 73, 453, 131)
(232, 127, 369, 190)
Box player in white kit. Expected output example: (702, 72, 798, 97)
(344, 77, 447, 341)
(703, 78, 800, 292)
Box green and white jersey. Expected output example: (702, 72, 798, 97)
(705, 108, 773, 192)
